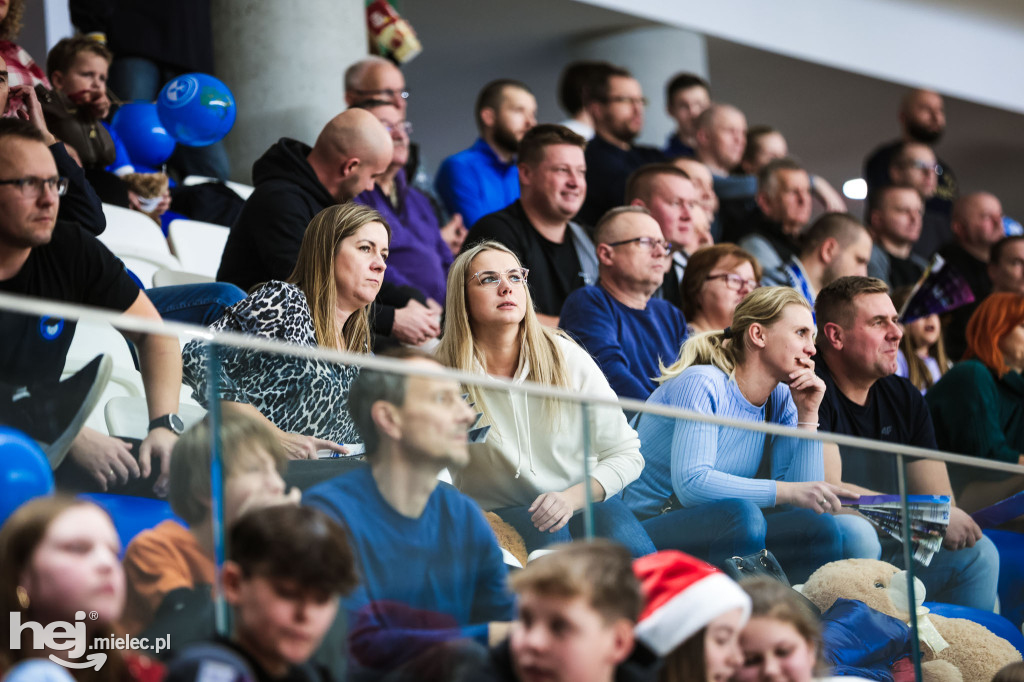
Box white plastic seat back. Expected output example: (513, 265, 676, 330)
(182, 175, 255, 200)
(152, 268, 215, 287)
(104, 397, 206, 440)
(167, 219, 230, 280)
(98, 203, 170, 257)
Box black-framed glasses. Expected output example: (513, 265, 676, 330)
(0, 176, 68, 198)
(705, 273, 759, 292)
(471, 268, 529, 287)
(606, 237, 672, 253)
(351, 87, 410, 101)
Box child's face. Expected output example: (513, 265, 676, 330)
(906, 313, 941, 350)
(56, 52, 110, 118)
(703, 607, 746, 682)
(223, 444, 290, 526)
(21, 505, 124, 625)
(510, 591, 632, 682)
(735, 617, 817, 682)
(225, 571, 338, 675)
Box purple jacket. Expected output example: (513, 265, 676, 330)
(355, 170, 453, 304)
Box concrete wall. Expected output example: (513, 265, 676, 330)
(211, 0, 367, 183)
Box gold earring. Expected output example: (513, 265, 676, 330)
(16, 585, 29, 609)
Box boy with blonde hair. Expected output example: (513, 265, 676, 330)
(493, 540, 653, 682)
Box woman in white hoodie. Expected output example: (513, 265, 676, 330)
(436, 240, 654, 557)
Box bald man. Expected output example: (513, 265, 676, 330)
(218, 110, 438, 344)
(864, 89, 958, 237)
(559, 206, 687, 401)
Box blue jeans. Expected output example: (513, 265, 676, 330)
(834, 513, 883, 560)
(882, 535, 999, 611)
(639, 500, 844, 584)
(642, 498, 765, 567)
(109, 56, 231, 181)
(146, 283, 245, 327)
(494, 495, 655, 558)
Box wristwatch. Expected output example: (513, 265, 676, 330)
(148, 413, 185, 435)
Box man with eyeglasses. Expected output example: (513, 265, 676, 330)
(467, 124, 597, 327)
(560, 207, 687, 401)
(0, 53, 108, 235)
(576, 65, 665, 228)
(435, 78, 537, 228)
(886, 142, 950, 259)
(0, 117, 182, 496)
(343, 56, 445, 226)
(344, 57, 409, 115)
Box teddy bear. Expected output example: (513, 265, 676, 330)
(485, 511, 528, 567)
(801, 558, 1021, 682)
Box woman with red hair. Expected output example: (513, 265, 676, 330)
(926, 292, 1024, 510)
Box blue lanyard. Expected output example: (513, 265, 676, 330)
(785, 261, 816, 323)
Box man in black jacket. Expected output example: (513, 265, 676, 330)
(218, 108, 441, 345)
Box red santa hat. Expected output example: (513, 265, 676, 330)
(633, 550, 752, 657)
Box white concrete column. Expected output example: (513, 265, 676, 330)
(570, 26, 708, 147)
(211, 0, 367, 183)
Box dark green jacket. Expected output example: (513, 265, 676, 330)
(926, 359, 1024, 464)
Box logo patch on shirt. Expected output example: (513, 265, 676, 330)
(39, 316, 64, 341)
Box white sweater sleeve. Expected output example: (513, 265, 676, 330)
(560, 338, 644, 497)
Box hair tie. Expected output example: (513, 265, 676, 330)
(722, 326, 733, 339)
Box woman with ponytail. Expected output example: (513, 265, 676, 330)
(622, 286, 866, 583)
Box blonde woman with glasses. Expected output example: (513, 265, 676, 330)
(436, 240, 655, 557)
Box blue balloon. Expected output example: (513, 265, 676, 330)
(110, 101, 176, 168)
(0, 426, 54, 526)
(157, 73, 237, 147)
(78, 493, 183, 555)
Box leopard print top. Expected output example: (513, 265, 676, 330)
(182, 281, 361, 444)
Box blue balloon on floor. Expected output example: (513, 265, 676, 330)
(0, 426, 54, 526)
(157, 73, 236, 147)
(110, 101, 176, 168)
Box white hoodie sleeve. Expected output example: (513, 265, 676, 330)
(559, 337, 645, 497)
